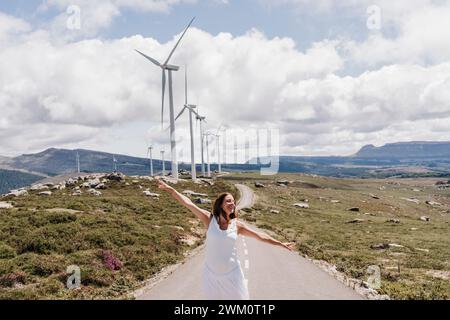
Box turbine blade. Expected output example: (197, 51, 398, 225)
(161, 70, 166, 128)
(175, 106, 187, 122)
(135, 50, 161, 67)
(163, 17, 195, 66)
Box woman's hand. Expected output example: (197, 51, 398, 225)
(158, 179, 173, 192)
(281, 242, 296, 251)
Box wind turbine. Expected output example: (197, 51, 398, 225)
(135, 17, 195, 180)
(113, 155, 117, 172)
(196, 110, 207, 177)
(147, 146, 154, 177)
(204, 131, 214, 178)
(160, 150, 166, 176)
(173, 67, 200, 180)
(76, 151, 80, 173)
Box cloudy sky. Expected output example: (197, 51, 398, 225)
(1, 0, 449, 161)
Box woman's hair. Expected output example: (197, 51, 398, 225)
(212, 192, 238, 224)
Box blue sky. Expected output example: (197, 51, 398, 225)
(1, 0, 450, 160)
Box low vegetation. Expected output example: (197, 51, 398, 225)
(231, 173, 450, 300)
(0, 175, 236, 299)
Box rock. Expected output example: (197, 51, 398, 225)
(81, 182, 91, 188)
(182, 190, 208, 197)
(369, 194, 380, 199)
(0, 202, 13, 209)
(270, 209, 280, 214)
(293, 202, 309, 209)
(415, 248, 430, 253)
(254, 182, 265, 188)
(125, 183, 130, 186)
(276, 180, 290, 186)
(95, 183, 107, 190)
(143, 191, 160, 198)
(371, 243, 389, 250)
(171, 226, 185, 231)
(106, 172, 125, 181)
(71, 190, 82, 196)
(66, 178, 77, 186)
(88, 178, 101, 188)
(51, 183, 66, 190)
(38, 191, 52, 196)
(419, 216, 430, 222)
(88, 189, 102, 196)
(7, 189, 28, 197)
(412, 188, 421, 192)
(379, 186, 386, 190)
(348, 207, 360, 212)
(401, 197, 420, 204)
(425, 200, 441, 206)
(30, 184, 49, 191)
(410, 227, 418, 231)
(330, 200, 340, 203)
(347, 219, 365, 224)
(200, 179, 214, 186)
(386, 219, 400, 224)
(388, 243, 404, 248)
(194, 198, 212, 204)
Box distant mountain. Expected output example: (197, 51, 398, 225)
(8, 148, 173, 177)
(0, 169, 43, 194)
(354, 141, 450, 159)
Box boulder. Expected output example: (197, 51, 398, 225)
(270, 209, 280, 214)
(30, 184, 48, 191)
(425, 200, 441, 206)
(7, 189, 28, 197)
(347, 219, 365, 224)
(143, 191, 160, 198)
(88, 189, 102, 196)
(386, 219, 400, 224)
(194, 198, 212, 204)
(369, 194, 380, 199)
(95, 183, 107, 190)
(254, 182, 265, 188)
(38, 191, 52, 196)
(293, 202, 309, 209)
(0, 202, 13, 209)
(419, 216, 430, 222)
(106, 172, 125, 181)
(401, 197, 420, 204)
(348, 207, 360, 212)
(182, 190, 208, 197)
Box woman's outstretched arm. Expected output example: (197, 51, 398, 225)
(157, 179, 211, 227)
(237, 220, 295, 251)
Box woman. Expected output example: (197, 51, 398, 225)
(157, 179, 295, 300)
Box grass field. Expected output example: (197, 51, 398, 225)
(222, 172, 450, 299)
(1, 172, 448, 299)
(0, 175, 236, 299)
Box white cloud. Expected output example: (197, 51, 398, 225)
(1, 3, 450, 159)
(38, 0, 197, 38)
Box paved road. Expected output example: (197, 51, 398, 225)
(136, 184, 363, 300)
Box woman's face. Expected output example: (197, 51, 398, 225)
(221, 194, 235, 216)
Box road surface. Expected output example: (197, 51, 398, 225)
(135, 184, 363, 300)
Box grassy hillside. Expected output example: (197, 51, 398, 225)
(0, 169, 43, 195)
(0, 175, 236, 299)
(226, 173, 450, 299)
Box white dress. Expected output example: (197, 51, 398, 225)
(202, 216, 249, 300)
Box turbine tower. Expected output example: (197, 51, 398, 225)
(173, 67, 201, 180)
(204, 131, 212, 177)
(196, 111, 207, 177)
(161, 150, 166, 176)
(113, 155, 117, 172)
(136, 17, 195, 180)
(76, 152, 80, 173)
(147, 146, 154, 177)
